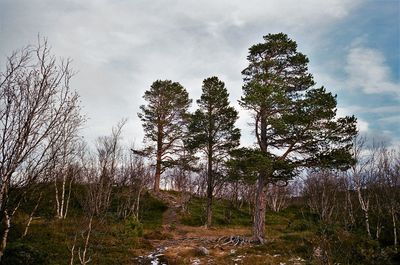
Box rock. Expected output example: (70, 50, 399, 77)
(196, 246, 209, 255)
(191, 258, 201, 265)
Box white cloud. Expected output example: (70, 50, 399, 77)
(357, 119, 369, 133)
(345, 45, 400, 96)
(0, 0, 367, 146)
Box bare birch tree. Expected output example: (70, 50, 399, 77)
(85, 120, 125, 216)
(116, 150, 151, 220)
(54, 141, 82, 219)
(304, 171, 342, 223)
(347, 135, 373, 238)
(70, 121, 125, 264)
(375, 147, 399, 250)
(266, 182, 290, 212)
(0, 39, 83, 260)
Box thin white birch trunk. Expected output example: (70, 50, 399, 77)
(357, 186, 371, 238)
(22, 193, 42, 237)
(70, 234, 77, 265)
(0, 203, 20, 262)
(60, 173, 67, 218)
(79, 216, 93, 265)
(64, 176, 73, 219)
(55, 177, 61, 218)
(392, 206, 398, 251)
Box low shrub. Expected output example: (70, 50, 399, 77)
(2, 242, 48, 265)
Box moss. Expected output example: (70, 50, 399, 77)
(3, 242, 49, 265)
(139, 191, 168, 229)
(181, 196, 252, 227)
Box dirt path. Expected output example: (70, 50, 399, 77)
(135, 191, 253, 264)
(134, 191, 307, 264)
(159, 192, 181, 229)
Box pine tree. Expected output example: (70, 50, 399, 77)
(188, 77, 240, 227)
(238, 33, 357, 242)
(138, 80, 192, 192)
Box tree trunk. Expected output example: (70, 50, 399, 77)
(0, 202, 20, 262)
(0, 211, 11, 262)
(64, 176, 73, 219)
(154, 152, 161, 192)
(60, 173, 67, 218)
(0, 184, 7, 214)
(206, 152, 213, 228)
(135, 185, 143, 219)
(70, 234, 77, 265)
(55, 177, 61, 218)
(356, 186, 371, 238)
(345, 187, 355, 227)
(154, 125, 163, 192)
(364, 208, 371, 238)
(22, 193, 42, 237)
(253, 172, 266, 243)
(392, 206, 398, 251)
(79, 216, 93, 265)
(252, 107, 268, 243)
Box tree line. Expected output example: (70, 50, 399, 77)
(1, 33, 397, 263)
(137, 33, 357, 243)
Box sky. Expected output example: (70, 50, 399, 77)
(0, 0, 399, 149)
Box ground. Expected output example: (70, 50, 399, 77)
(5, 189, 395, 264)
(133, 191, 307, 265)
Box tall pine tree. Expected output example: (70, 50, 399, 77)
(188, 77, 240, 227)
(138, 80, 192, 192)
(238, 33, 357, 242)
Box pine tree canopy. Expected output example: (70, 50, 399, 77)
(236, 33, 357, 181)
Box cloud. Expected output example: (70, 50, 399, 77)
(357, 119, 369, 133)
(378, 115, 400, 124)
(0, 0, 384, 148)
(345, 45, 400, 97)
(337, 106, 369, 133)
(367, 105, 400, 114)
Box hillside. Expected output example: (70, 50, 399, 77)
(3, 188, 399, 265)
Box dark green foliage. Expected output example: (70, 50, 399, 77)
(263, 205, 398, 264)
(138, 80, 192, 190)
(228, 148, 275, 182)
(139, 80, 191, 143)
(187, 76, 240, 226)
(138, 79, 191, 161)
(2, 242, 48, 265)
(13, 184, 55, 220)
(123, 216, 143, 238)
(310, 224, 398, 265)
(233, 32, 358, 242)
(187, 76, 240, 155)
(239, 33, 357, 181)
(138, 191, 168, 229)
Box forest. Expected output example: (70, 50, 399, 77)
(0, 33, 399, 265)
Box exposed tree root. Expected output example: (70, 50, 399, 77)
(214, 235, 250, 247)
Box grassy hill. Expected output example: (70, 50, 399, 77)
(3, 188, 399, 264)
